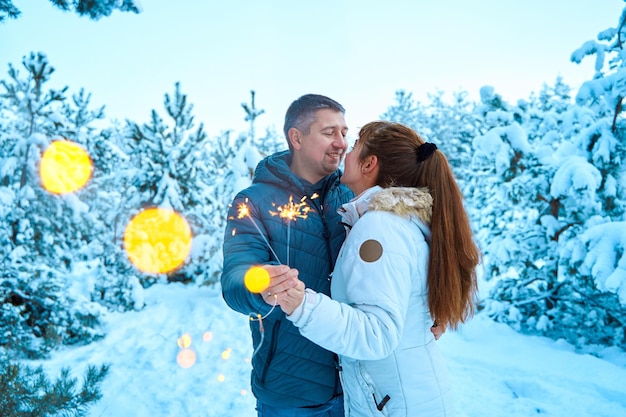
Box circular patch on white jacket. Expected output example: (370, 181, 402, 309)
(359, 239, 383, 262)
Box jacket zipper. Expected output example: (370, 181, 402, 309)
(259, 320, 281, 384)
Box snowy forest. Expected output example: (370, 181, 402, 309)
(1, 0, 626, 415)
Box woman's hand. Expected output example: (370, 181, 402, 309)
(277, 279, 306, 316)
(431, 322, 446, 340)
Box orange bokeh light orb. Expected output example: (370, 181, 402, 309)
(244, 266, 270, 293)
(176, 348, 196, 369)
(40, 140, 92, 194)
(124, 208, 192, 274)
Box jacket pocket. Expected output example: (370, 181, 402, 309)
(356, 361, 391, 416)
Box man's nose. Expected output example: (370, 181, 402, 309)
(332, 132, 347, 148)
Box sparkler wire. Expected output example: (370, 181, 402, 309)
(247, 215, 282, 264)
(237, 201, 282, 264)
(286, 222, 291, 266)
(249, 295, 277, 358)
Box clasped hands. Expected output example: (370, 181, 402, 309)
(260, 264, 305, 316)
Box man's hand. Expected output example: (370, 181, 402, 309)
(259, 265, 298, 305)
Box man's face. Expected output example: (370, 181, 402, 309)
(294, 109, 348, 183)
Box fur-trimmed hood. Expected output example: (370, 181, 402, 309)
(338, 185, 433, 229)
(369, 186, 433, 224)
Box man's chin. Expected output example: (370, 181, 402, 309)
(324, 162, 340, 175)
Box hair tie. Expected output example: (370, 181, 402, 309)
(416, 142, 437, 162)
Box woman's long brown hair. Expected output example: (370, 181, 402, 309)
(357, 121, 480, 329)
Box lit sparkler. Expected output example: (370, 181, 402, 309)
(269, 195, 312, 266)
(234, 195, 316, 358)
(231, 198, 283, 359)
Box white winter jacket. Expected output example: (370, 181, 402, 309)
(288, 186, 454, 416)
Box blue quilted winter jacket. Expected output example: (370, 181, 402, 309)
(221, 150, 353, 408)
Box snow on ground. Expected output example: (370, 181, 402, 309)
(31, 283, 626, 417)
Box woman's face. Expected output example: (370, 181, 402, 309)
(340, 139, 365, 194)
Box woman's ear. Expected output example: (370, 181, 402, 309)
(361, 155, 378, 174)
(288, 128, 302, 150)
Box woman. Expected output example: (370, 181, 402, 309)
(279, 121, 480, 416)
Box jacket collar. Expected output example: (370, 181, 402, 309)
(337, 186, 383, 228)
(338, 186, 433, 241)
(254, 150, 342, 195)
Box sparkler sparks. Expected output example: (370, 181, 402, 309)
(269, 195, 312, 221)
(269, 195, 313, 266)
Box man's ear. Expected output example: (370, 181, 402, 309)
(361, 155, 378, 174)
(288, 128, 302, 150)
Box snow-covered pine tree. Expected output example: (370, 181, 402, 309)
(242, 90, 265, 150)
(381, 89, 481, 183)
(0, 353, 108, 416)
(120, 82, 221, 285)
(533, 76, 573, 115)
(0, 52, 110, 358)
(474, 68, 625, 348)
(71, 112, 145, 313)
(240, 89, 282, 164)
(462, 86, 548, 288)
(380, 90, 424, 127)
(203, 90, 283, 284)
(193, 130, 242, 284)
(0, 0, 142, 22)
(473, 81, 581, 342)
(554, 6, 626, 347)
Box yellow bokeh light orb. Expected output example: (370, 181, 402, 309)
(244, 266, 270, 293)
(124, 208, 192, 274)
(217, 374, 225, 382)
(176, 348, 196, 369)
(221, 348, 232, 360)
(177, 333, 192, 349)
(40, 140, 92, 194)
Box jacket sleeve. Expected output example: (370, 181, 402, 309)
(220, 193, 276, 317)
(287, 211, 416, 360)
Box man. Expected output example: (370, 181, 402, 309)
(221, 94, 352, 416)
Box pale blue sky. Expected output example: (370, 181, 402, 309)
(1, 1, 624, 137)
